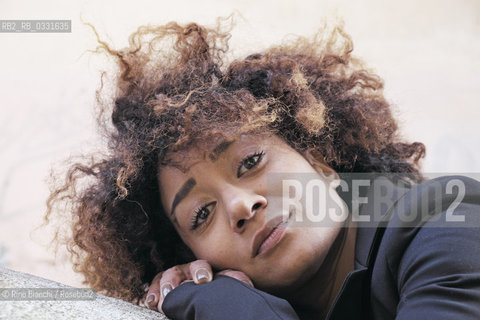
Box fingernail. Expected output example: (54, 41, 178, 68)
(146, 294, 155, 305)
(195, 268, 211, 284)
(162, 284, 173, 298)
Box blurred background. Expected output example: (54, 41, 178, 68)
(0, 0, 479, 288)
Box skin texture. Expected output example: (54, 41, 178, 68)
(44, 20, 426, 304)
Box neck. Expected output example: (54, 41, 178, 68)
(287, 221, 357, 318)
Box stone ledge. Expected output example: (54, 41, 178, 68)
(0, 267, 169, 320)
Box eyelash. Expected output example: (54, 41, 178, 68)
(191, 202, 215, 231)
(190, 150, 265, 231)
(236, 150, 265, 177)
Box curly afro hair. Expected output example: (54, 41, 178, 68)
(45, 18, 425, 302)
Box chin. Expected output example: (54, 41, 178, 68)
(250, 246, 324, 295)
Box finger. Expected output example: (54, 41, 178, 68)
(145, 271, 163, 310)
(217, 269, 254, 287)
(157, 265, 190, 312)
(189, 259, 213, 284)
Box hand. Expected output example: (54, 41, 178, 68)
(145, 259, 253, 313)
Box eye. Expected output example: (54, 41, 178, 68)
(191, 202, 215, 230)
(237, 151, 265, 177)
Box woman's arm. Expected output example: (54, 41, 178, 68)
(145, 260, 299, 319)
(145, 260, 253, 313)
(163, 275, 300, 320)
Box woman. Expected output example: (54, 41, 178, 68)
(45, 20, 480, 319)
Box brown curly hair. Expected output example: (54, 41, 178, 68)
(44, 18, 425, 302)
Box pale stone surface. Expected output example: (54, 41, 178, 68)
(0, 267, 169, 320)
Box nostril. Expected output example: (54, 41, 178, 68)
(237, 219, 245, 228)
(252, 202, 262, 210)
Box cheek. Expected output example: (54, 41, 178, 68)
(184, 230, 240, 270)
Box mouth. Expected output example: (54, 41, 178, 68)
(251, 211, 292, 258)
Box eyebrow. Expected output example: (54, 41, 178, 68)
(170, 177, 196, 218)
(169, 140, 235, 219)
(209, 140, 234, 161)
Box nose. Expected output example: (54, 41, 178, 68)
(223, 187, 267, 233)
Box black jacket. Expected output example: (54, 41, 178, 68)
(163, 175, 480, 319)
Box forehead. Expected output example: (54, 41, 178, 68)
(162, 132, 277, 170)
(156, 133, 283, 190)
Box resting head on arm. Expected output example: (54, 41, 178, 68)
(44, 19, 425, 318)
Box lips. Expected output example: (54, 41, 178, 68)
(251, 213, 291, 258)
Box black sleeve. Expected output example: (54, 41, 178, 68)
(395, 206, 480, 319)
(162, 275, 300, 320)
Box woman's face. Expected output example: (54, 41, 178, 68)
(157, 134, 347, 293)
